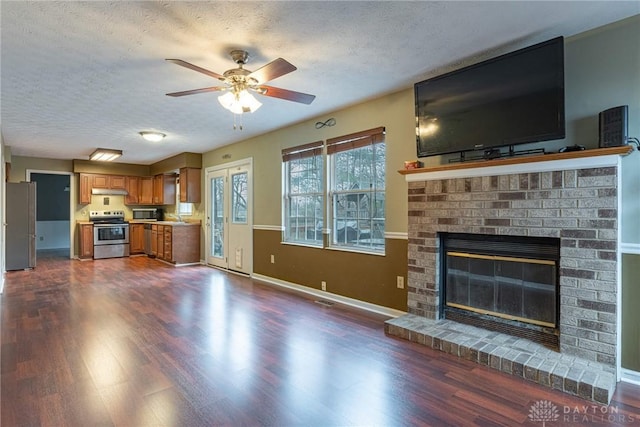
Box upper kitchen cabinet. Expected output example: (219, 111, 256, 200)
(179, 168, 201, 203)
(153, 174, 176, 205)
(125, 176, 140, 204)
(79, 173, 129, 205)
(91, 174, 126, 189)
(79, 173, 91, 204)
(139, 176, 154, 205)
(91, 174, 110, 188)
(124, 176, 154, 205)
(109, 175, 126, 190)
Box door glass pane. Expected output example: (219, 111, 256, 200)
(231, 172, 248, 224)
(212, 176, 224, 258)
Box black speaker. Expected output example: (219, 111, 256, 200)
(599, 105, 628, 148)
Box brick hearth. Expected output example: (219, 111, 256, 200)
(387, 149, 630, 403)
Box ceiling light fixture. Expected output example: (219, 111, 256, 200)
(139, 131, 166, 142)
(90, 148, 122, 162)
(218, 89, 262, 115)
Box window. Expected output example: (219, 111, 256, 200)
(281, 128, 386, 253)
(328, 127, 385, 252)
(231, 171, 248, 223)
(176, 178, 193, 216)
(282, 141, 324, 245)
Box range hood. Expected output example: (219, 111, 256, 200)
(91, 188, 128, 196)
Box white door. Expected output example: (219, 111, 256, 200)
(205, 160, 253, 274)
(207, 168, 228, 269)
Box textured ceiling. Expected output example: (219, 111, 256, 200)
(2, 1, 639, 165)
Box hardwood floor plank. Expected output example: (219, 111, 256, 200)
(2, 254, 640, 426)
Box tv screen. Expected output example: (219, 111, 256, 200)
(415, 37, 565, 159)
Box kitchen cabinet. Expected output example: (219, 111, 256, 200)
(163, 223, 200, 264)
(125, 176, 140, 204)
(91, 174, 110, 189)
(78, 223, 94, 259)
(139, 176, 154, 205)
(79, 173, 129, 205)
(179, 168, 201, 203)
(148, 223, 200, 264)
(91, 174, 125, 189)
(151, 224, 158, 257)
(109, 175, 126, 190)
(155, 224, 164, 259)
(163, 226, 172, 262)
(79, 174, 91, 204)
(129, 223, 145, 254)
(153, 174, 176, 205)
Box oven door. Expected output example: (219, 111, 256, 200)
(93, 224, 129, 245)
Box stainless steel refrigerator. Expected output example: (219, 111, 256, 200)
(6, 182, 37, 270)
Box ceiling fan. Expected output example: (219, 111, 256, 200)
(165, 50, 316, 114)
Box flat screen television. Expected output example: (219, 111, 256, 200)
(415, 36, 565, 159)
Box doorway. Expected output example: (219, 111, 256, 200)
(205, 159, 253, 275)
(27, 170, 73, 260)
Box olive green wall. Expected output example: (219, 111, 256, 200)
(72, 159, 151, 176)
(203, 88, 415, 232)
(9, 156, 73, 182)
(563, 16, 640, 244)
(254, 230, 408, 311)
(202, 89, 414, 311)
(622, 254, 640, 372)
(150, 152, 202, 175)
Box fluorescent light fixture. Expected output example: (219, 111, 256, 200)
(218, 90, 262, 114)
(139, 131, 166, 142)
(90, 148, 122, 162)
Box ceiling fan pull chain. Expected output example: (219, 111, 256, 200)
(232, 112, 244, 131)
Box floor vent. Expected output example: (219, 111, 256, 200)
(315, 300, 334, 307)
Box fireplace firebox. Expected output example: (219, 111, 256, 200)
(440, 233, 560, 348)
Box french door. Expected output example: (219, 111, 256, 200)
(205, 159, 253, 275)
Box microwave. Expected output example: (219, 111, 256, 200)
(132, 208, 161, 221)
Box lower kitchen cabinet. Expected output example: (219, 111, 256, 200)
(150, 223, 200, 265)
(129, 223, 145, 254)
(164, 226, 172, 262)
(78, 223, 94, 259)
(156, 225, 164, 259)
(151, 224, 158, 257)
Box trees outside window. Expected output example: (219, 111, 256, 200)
(282, 141, 324, 245)
(281, 127, 385, 253)
(328, 128, 385, 252)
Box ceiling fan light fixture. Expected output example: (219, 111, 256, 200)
(218, 90, 262, 115)
(90, 148, 122, 162)
(139, 131, 166, 142)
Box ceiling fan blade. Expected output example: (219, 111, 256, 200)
(248, 58, 296, 84)
(257, 85, 316, 105)
(165, 59, 225, 81)
(166, 86, 226, 97)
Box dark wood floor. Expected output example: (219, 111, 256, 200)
(2, 254, 639, 426)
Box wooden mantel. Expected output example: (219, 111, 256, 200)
(399, 146, 633, 181)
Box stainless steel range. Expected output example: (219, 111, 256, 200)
(90, 210, 129, 259)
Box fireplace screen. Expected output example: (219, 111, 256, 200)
(446, 253, 557, 327)
(442, 233, 559, 329)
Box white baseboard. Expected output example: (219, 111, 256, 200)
(621, 368, 640, 386)
(251, 273, 406, 318)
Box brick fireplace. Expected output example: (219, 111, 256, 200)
(385, 148, 631, 403)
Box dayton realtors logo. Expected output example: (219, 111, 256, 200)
(529, 400, 638, 425)
(529, 400, 559, 426)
